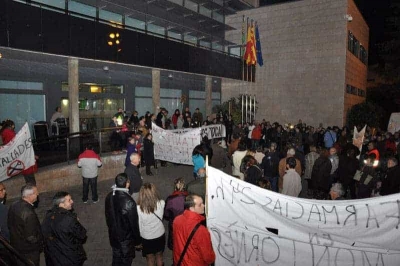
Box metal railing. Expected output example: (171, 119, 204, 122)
(0, 235, 35, 266)
(32, 127, 134, 168)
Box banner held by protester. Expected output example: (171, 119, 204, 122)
(207, 166, 400, 265)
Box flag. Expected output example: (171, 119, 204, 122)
(241, 16, 246, 57)
(244, 22, 257, 65)
(255, 24, 263, 66)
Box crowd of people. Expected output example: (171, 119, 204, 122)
(2, 107, 400, 266)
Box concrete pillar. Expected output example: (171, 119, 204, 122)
(205, 76, 212, 116)
(68, 58, 80, 133)
(152, 69, 160, 114)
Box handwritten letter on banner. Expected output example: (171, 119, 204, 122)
(0, 123, 35, 182)
(168, 124, 226, 140)
(207, 167, 400, 266)
(152, 124, 201, 165)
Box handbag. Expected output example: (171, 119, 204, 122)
(176, 222, 202, 266)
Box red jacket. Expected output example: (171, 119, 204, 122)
(1, 128, 16, 145)
(173, 210, 215, 266)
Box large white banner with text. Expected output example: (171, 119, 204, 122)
(207, 167, 400, 265)
(167, 124, 226, 140)
(152, 124, 201, 165)
(0, 123, 35, 181)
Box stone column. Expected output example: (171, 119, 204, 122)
(152, 69, 160, 114)
(68, 58, 79, 133)
(205, 76, 212, 116)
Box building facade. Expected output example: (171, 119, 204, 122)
(223, 0, 369, 127)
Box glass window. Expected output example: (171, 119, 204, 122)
(168, 0, 183, 5)
(185, 0, 198, 12)
(99, 9, 123, 24)
(68, 1, 96, 19)
(35, 0, 65, 9)
(0, 80, 43, 90)
(212, 42, 223, 52)
(189, 90, 206, 99)
(61, 82, 123, 94)
(199, 6, 212, 17)
(147, 23, 165, 36)
(184, 34, 197, 45)
(135, 98, 152, 117)
(125, 17, 146, 31)
(348, 32, 353, 52)
(199, 40, 211, 48)
(353, 39, 360, 57)
(168, 30, 182, 40)
(212, 92, 221, 100)
(0, 93, 45, 132)
(230, 46, 241, 57)
(346, 84, 351, 93)
(213, 11, 224, 23)
(135, 87, 152, 97)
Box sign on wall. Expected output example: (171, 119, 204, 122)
(207, 167, 400, 265)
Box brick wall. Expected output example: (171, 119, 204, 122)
(224, 0, 353, 127)
(3, 154, 126, 199)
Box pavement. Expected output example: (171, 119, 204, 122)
(25, 143, 229, 266)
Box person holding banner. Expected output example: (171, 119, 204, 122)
(0, 119, 16, 145)
(192, 146, 205, 180)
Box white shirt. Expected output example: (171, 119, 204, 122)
(282, 169, 302, 197)
(248, 125, 255, 139)
(232, 150, 247, 180)
(137, 200, 165, 240)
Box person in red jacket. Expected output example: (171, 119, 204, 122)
(0, 119, 16, 145)
(173, 194, 215, 266)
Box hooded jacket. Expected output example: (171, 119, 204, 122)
(77, 150, 102, 178)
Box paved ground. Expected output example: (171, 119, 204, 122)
(29, 143, 229, 266)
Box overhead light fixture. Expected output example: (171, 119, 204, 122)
(168, 73, 173, 78)
(109, 33, 115, 39)
(0, 53, 2, 59)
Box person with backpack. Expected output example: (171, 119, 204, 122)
(242, 155, 263, 186)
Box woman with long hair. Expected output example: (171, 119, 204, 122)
(171, 109, 180, 129)
(164, 178, 188, 250)
(137, 183, 165, 266)
(0, 119, 16, 145)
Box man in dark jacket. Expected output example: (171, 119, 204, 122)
(105, 173, 141, 266)
(381, 157, 400, 196)
(124, 153, 143, 203)
(0, 182, 13, 265)
(8, 184, 43, 266)
(262, 142, 280, 192)
(42, 192, 87, 266)
(311, 149, 332, 199)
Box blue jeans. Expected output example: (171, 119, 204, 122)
(268, 176, 278, 192)
(82, 177, 98, 202)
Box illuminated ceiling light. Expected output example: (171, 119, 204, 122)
(116, 33, 120, 38)
(109, 33, 115, 39)
(62, 99, 69, 106)
(0, 53, 2, 59)
(108, 41, 113, 46)
(115, 40, 120, 44)
(117, 48, 122, 52)
(107, 99, 112, 105)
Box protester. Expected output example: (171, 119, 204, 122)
(329, 183, 345, 200)
(164, 178, 188, 251)
(0, 182, 12, 265)
(242, 155, 263, 186)
(356, 154, 378, 199)
(42, 192, 87, 266)
(173, 194, 215, 266)
(125, 137, 138, 167)
(124, 153, 143, 202)
(304, 145, 319, 195)
(137, 183, 165, 266)
(337, 145, 359, 199)
(78, 145, 102, 203)
(282, 157, 302, 197)
(186, 168, 206, 201)
(192, 146, 205, 179)
(0, 119, 16, 145)
(0, 182, 6, 205)
(232, 140, 248, 180)
(262, 142, 280, 192)
(143, 133, 156, 176)
(311, 149, 332, 199)
(278, 148, 301, 192)
(381, 157, 400, 195)
(105, 173, 141, 266)
(8, 184, 43, 266)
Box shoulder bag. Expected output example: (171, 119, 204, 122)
(176, 222, 202, 266)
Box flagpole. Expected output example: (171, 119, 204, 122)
(254, 21, 257, 83)
(205, 155, 209, 216)
(242, 15, 245, 81)
(251, 20, 254, 83)
(246, 17, 249, 82)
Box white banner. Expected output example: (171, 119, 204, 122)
(207, 167, 400, 265)
(0, 123, 35, 181)
(166, 124, 226, 140)
(152, 123, 201, 165)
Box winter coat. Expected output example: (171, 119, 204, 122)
(192, 154, 205, 174)
(125, 143, 138, 167)
(77, 149, 102, 178)
(337, 155, 359, 186)
(42, 207, 87, 266)
(262, 151, 280, 177)
(311, 157, 332, 192)
(381, 165, 400, 196)
(356, 166, 377, 199)
(164, 191, 188, 250)
(1, 128, 16, 145)
(8, 199, 43, 253)
(105, 190, 141, 258)
(124, 164, 142, 194)
(143, 138, 155, 165)
(173, 210, 215, 266)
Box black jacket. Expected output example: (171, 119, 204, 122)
(124, 164, 142, 194)
(143, 138, 155, 165)
(8, 199, 43, 253)
(338, 155, 359, 186)
(105, 190, 141, 258)
(381, 165, 400, 196)
(41, 207, 87, 266)
(262, 151, 280, 177)
(311, 157, 332, 192)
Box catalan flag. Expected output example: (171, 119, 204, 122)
(244, 21, 257, 65)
